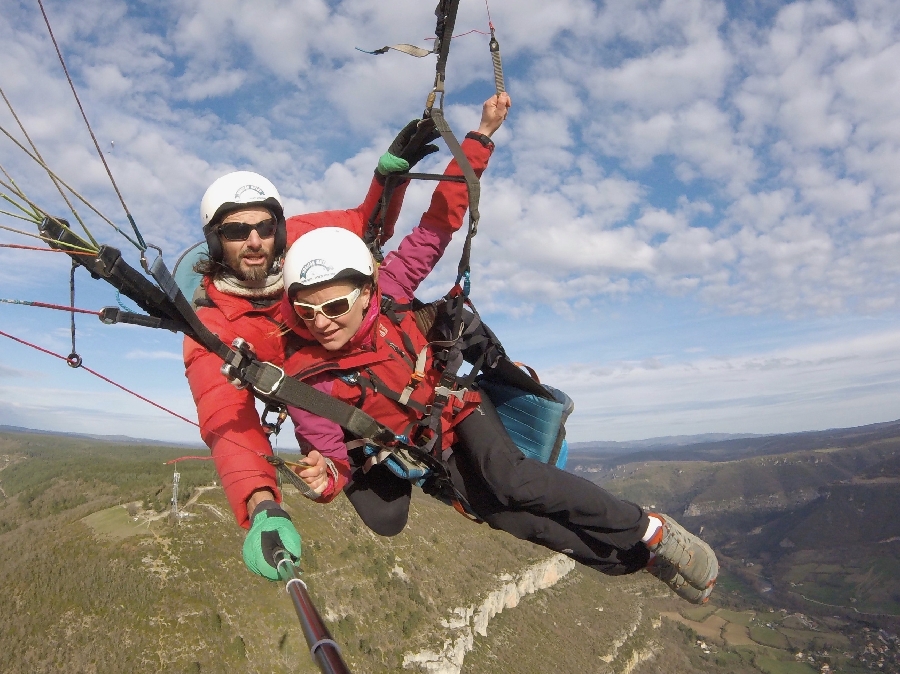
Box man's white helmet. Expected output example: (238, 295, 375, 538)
(200, 170, 287, 261)
(200, 171, 283, 227)
(283, 228, 375, 295)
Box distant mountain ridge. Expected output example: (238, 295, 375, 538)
(568, 418, 900, 464)
(10, 419, 900, 459)
(0, 424, 205, 448)
(569, 432, 763, 453)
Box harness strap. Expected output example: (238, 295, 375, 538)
(361, 368, 429, 415)
(431, 112, 481, 285)
(397, 346, 429, 405)
(380, 296, 423, 359)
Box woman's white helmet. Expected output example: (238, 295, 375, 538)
(200, 170, 286, 260)
(283, 227, 375, 296)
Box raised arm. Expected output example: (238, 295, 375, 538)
(379, 93, 511, 300)
(283, 118, 443, 246)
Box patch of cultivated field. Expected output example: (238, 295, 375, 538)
(754, 655, 818, 674)
(81, 504, 152, 540)
(723, 621, 754, 647)
(717, 609, 755, 626)
(681, 605, 717, 622)
(660, 612, 725, 642)
(750, 626, 791, 650)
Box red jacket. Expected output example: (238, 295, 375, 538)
(183, 174, 407, 527)
(283, 290, 482, 452)
(281, 136, 493, 493)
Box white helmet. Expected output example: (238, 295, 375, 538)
(200, 170, 286, 260)
(200, 171, 283, 227)
(283, 227, 375, 296)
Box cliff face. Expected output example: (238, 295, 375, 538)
(402, 554, 576, 674)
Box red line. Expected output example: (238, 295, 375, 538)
(1, 299, 100, 316)
(80, 363, 200, 427)
(0, 328, 198, 427)
(0, 328, 275, 468)
(485, 0, 495, 29)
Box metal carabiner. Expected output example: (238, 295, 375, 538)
(140, 244, 163, 274)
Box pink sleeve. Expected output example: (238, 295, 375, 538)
(378, 136, 492, 300)
(287, 375, 351, 502)
(379, 227, 451, 300)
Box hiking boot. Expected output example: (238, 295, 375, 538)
(646, 513, 718, 591)
(647, 557, 714, 604)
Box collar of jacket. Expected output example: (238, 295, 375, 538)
(203, 277, 281, 321)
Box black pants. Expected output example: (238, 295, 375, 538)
(343, 397, 650, 575)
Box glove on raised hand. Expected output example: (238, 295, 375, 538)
(242, 501, 302, 581)
(377, 118, 441, 175)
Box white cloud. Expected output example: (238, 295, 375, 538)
(551, 328, 900, 441)
(0, 363, 26, 378)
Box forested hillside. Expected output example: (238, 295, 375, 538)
(2, 428, 894, 673)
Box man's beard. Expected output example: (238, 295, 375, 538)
(231, 247, 275, 282)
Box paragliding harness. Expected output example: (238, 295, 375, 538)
(330, 289, 575, 518)
(348, 1, 573, 506)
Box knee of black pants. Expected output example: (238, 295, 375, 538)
(356, 499, 409, 537)
(344, 466, 412, 537)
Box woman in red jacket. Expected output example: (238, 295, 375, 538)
(272, 94, 718, 604)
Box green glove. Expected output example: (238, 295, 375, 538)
(376, 118, 441, 175)
(242, 501, 302, 581)
(376, 152, 410, 175)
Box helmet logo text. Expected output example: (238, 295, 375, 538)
(299, 259, 334, 285)
(234, 184, 266, 202)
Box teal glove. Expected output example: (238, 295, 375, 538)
(242, 501, 302, 581)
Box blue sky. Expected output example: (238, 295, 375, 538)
(3, 0, 900, 444)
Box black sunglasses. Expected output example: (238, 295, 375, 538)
(218, 217, 277, 241)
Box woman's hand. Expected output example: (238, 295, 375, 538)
(477, 92, 511, 138)
(296, 450, 330, 495)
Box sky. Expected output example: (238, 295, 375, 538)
(2, 0, 900, 445)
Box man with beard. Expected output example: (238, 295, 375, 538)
(183, 122, 440, 540)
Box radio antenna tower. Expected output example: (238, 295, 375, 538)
(171, 468, 180, 523)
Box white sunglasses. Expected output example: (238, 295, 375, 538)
(293, 287, 362, 321)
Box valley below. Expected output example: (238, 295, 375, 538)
(3, 421, 900, 672)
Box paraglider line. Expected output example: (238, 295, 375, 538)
(36, 0, 146, 250)
(0, 328, 198, 427)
